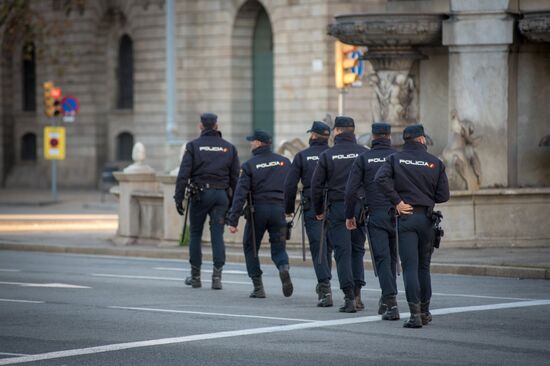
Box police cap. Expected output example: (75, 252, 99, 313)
(200, 112, 218, 128)
(372, 122, 391, 135)
(306, 121, 331, 136)
(403, 124, 425, 140)
(246, 129, 272, 144)
(334, 116, 355, 128)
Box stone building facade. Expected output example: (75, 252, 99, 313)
(1, 0, 549, 189)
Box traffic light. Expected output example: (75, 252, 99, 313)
(43, 81, 63, 117)
(51, 87, 63, 117)
(335, 41, 359, 89)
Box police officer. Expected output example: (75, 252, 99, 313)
(284, 121, 333, 307)
(174, 113, 240, 290)
(344, 122, 400, 320)
(227, 129, 293, 298)
(375, 124, 449, 328)
(311, 116, 368, 312)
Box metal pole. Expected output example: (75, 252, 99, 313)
(338, 89, 345, 116)
(165, 0, 179, 145)
(52, 160, 57, 202)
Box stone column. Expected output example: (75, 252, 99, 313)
(443, 0, 515, 188)
(158, 174, 183, 245)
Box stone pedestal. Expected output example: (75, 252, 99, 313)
(113, 172, 159, 245)
(443, 0, 515, 188)
(158, 174, 183, 244)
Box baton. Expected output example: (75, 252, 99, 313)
(364, 214, 378, 277)
(394, 211, 402, 276)
(248, 192, 257, 258)
(318, 190, 328, 265)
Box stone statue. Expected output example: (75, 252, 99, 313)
(277, 138, 307, 160)
(169, 144, 187, 176)
(441, 110, 482, 191)
(123, 142, 155, 174)
(367, 73, 386, 122)
(387, 73, 414, 126)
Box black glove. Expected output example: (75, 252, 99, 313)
(175, 201, 184, 216)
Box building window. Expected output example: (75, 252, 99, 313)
(116, 132, 134, 161)
(22, 42, 36, 111)
(21, 132, 37, 161)
(117, 34, 134, 109)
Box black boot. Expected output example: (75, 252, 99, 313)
(354, 287, 364, 311)
(339, 288, 357, 313)
(211, 266, 223, 290)
(403, 302, 423, 328)
(184, 265, 201, 288)
(249, 276, 266, 298)
(421, 301, 432, 325)
(278, 264, 293, 297)
(381, 296, 400, 321)
(317, 281, 333, 307)
(378, 296, 387, 315)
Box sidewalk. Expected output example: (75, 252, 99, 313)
(1, 188, 549, 280)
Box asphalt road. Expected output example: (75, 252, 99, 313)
(1, 251, 549, 366)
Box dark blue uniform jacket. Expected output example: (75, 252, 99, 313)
(284, 139, 329, 215)
(311, 132, 368, 215)
(174, 129, 240, 203)
(344, 138, 396, 219)
(374, 141, 450, 208)
(227, 145, 291, 226)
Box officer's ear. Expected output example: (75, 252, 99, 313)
(199, 123, 204, 131)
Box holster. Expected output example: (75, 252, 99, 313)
(243, 205, 251, 221)
(430, 210, 444, 249)
(358, 205, 368, 227)
(286, 221, 292, 241)
(301, 196, 311, 212)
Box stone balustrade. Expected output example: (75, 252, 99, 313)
(111, 169, 550, 249)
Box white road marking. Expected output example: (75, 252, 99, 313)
(91, 273, 249, 285)
(1, 299, 549, 365)
(0, 298, 44, 304)
(109, 306, 315, 323)
(0, 281, 90, 289)
(0, 269, 20, 273)
(153, 267, 248, 275)
(0, 353, 29, 357)
(362, 288, 536, 301)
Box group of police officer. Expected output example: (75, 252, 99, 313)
(174, 112, 449, 329)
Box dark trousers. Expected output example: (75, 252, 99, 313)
(366, 209, 398, 299)
(398, 212, 434, 304)
(188, 189, 228, 269)
(327, 201, 366, 291)
(243, 203, 290, 278)
(303, 207, 332, 283)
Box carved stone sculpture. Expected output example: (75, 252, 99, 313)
(123, 142, 155, 174)
(277, 138, 307, 160)
(441, 110, 482, 191)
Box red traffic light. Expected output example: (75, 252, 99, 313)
(51, 87, 62, 99)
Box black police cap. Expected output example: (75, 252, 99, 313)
(334, 116, 355, 128)
(403, 124, 425, 140)
(200, 112, 218, 128)
(306, 121, 331, 136)
(246, 129, 272, 144)
(372, 122, 391, 135)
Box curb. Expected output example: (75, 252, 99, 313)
(1, 242, 548, 280)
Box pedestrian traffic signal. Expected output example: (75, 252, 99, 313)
(335, 41, 359, 89)
(43, 81, 63, 117)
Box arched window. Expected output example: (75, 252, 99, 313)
(22, 42, 36, 111)
(117, 34, 134, 109)
(116, 132, 134, 161)
(21, 132, 37, 161)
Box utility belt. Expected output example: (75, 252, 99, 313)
(195, 182, 228, 190)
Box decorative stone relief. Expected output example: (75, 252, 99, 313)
(123, 142, 155, 174)
(277, 138, 307, 160)
(441, 110, 482, 191)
